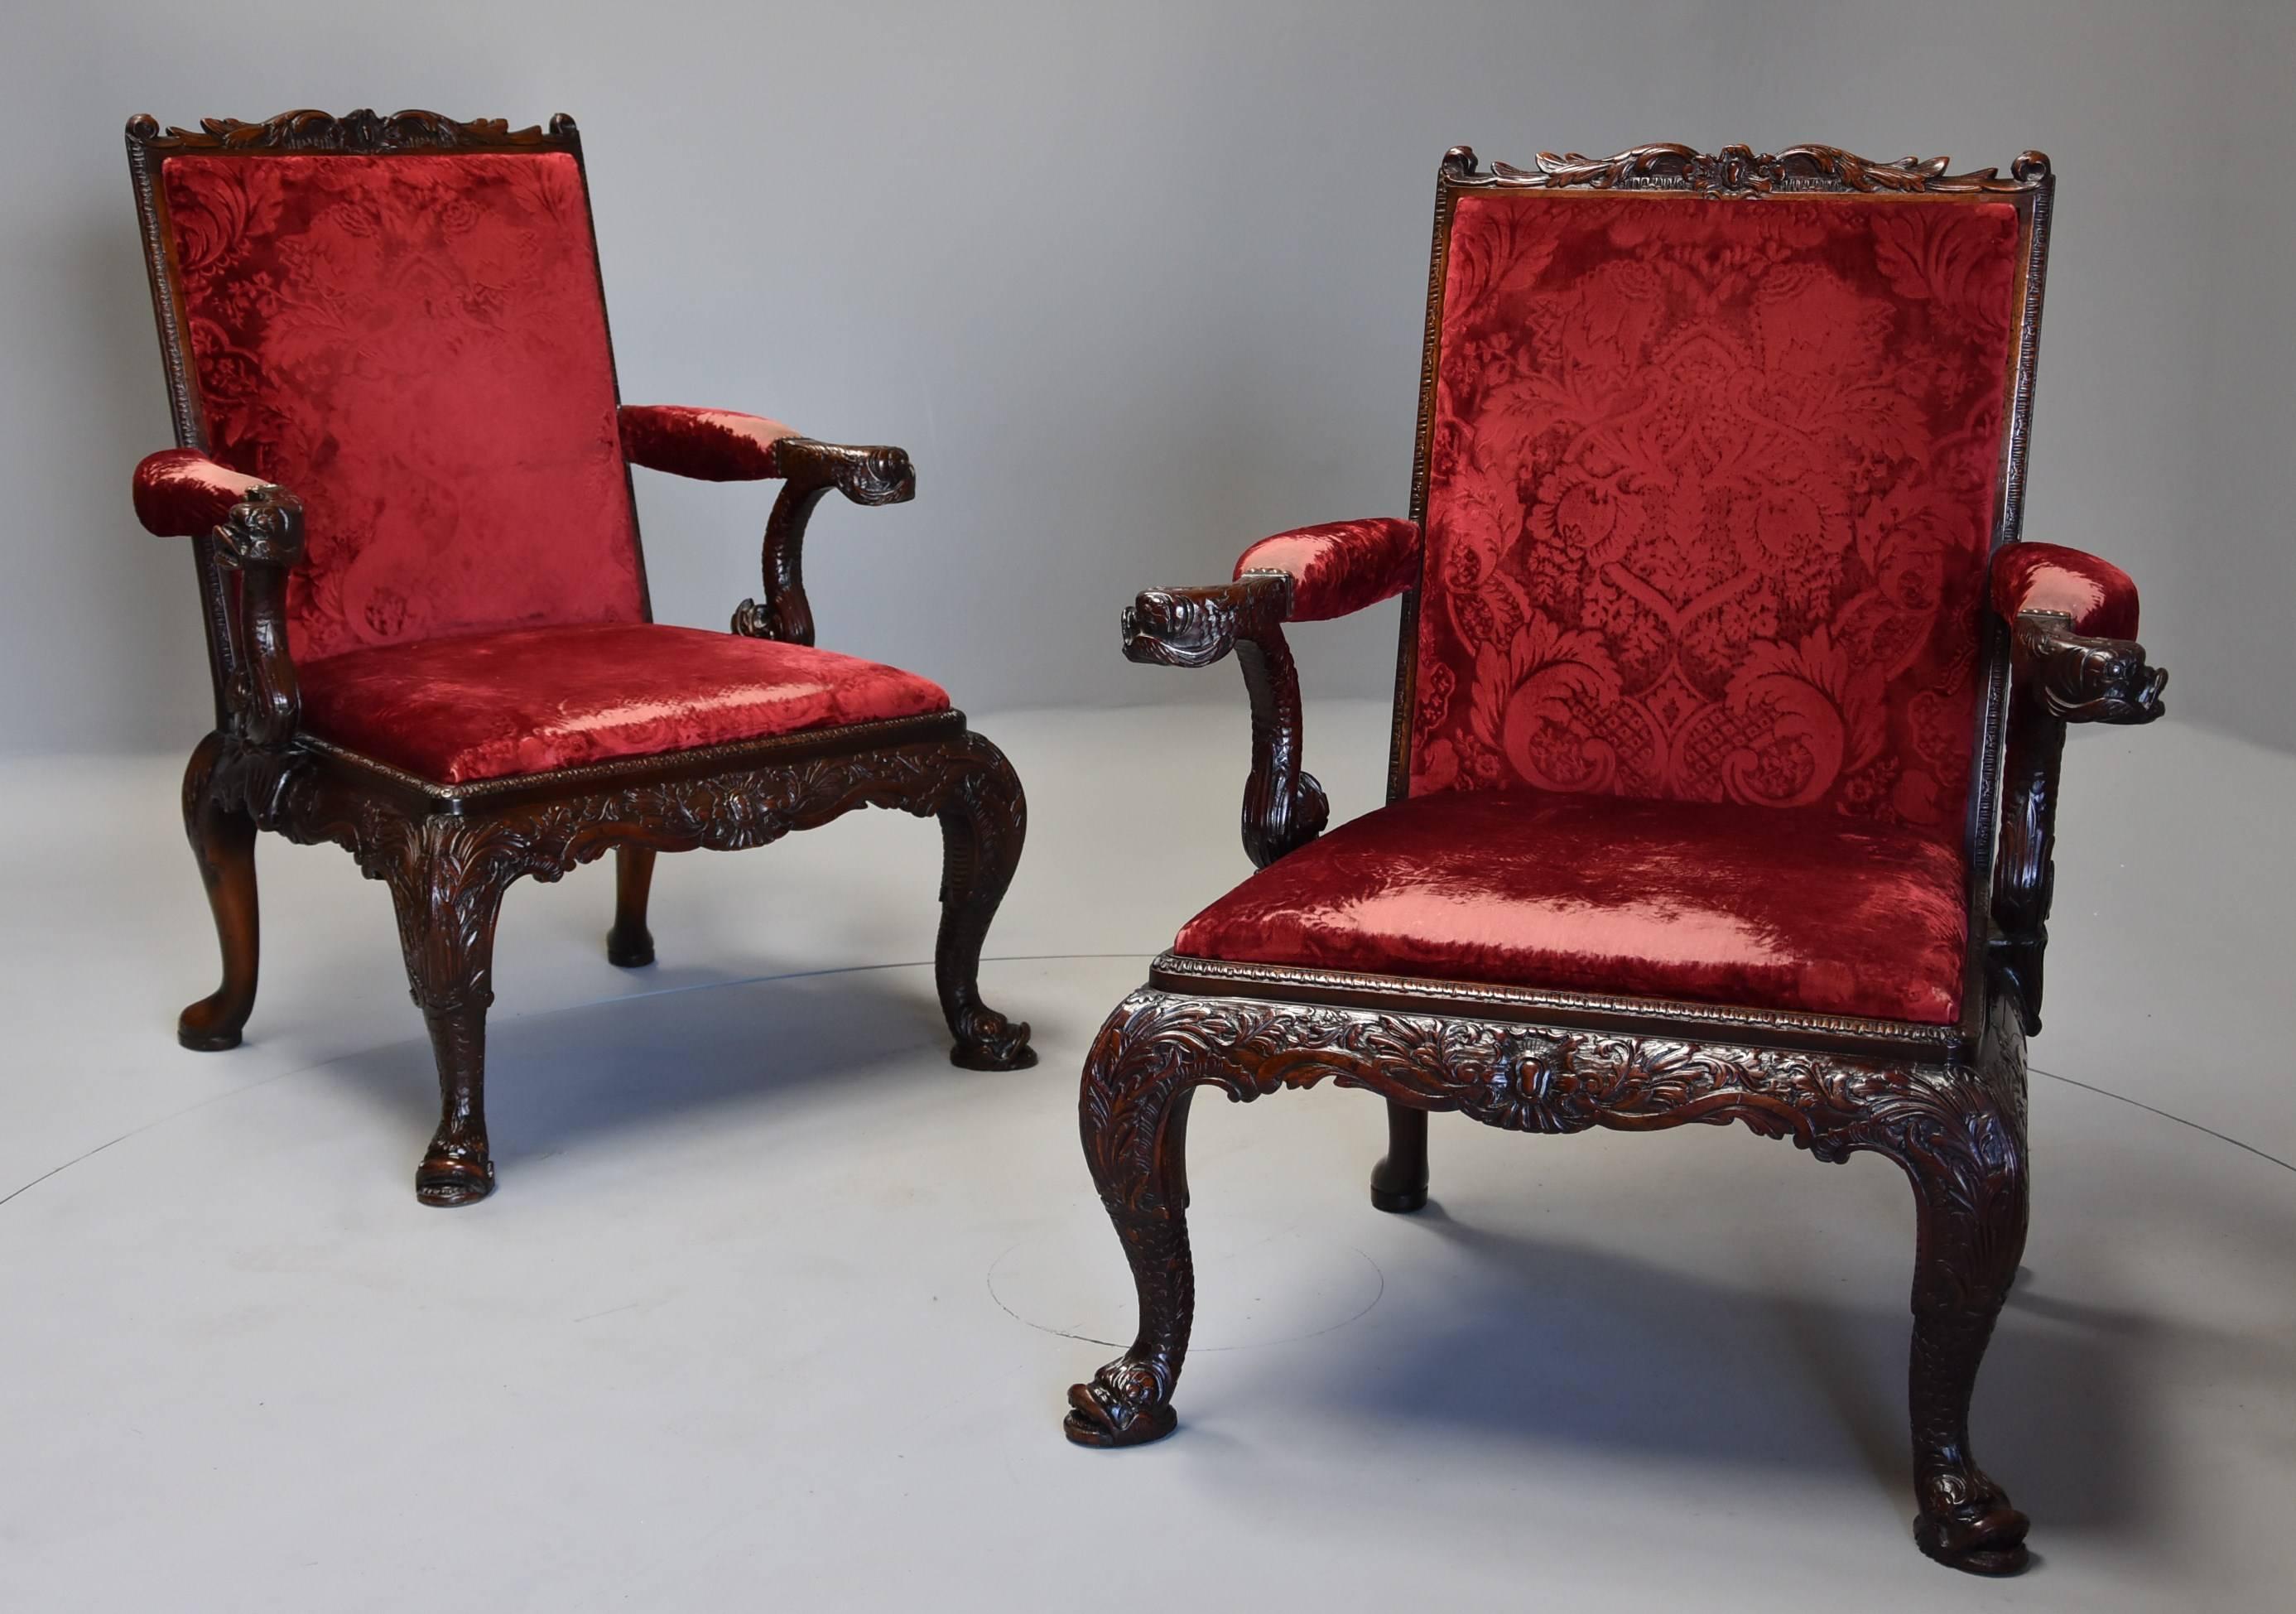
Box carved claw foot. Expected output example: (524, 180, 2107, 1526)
(176, 992, 249, 1052)
(1914, 1467, 2030, 1576)
(1063, 1359, 1178, 1448)
(604, 923, 656, 969)
(415, 1129, 496, 1208)
(950, 1010, 1037, 1072)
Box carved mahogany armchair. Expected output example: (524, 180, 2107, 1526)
(125, 109, 1034, 1207)
(1063, 145, 2165, 1574)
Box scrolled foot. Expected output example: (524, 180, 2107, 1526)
(950, 1009, 1037, 1072)
(1063, 1359, 1178, 1448)
(415, 1129, 496, 1208)
(176, 993, 248, 1052)
(1913, 1467, 2030, 1576)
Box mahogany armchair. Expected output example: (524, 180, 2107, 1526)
(126, 109, 1034, 1207)
(1063, 145, 2166, 1575)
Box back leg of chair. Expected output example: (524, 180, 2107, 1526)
(177, 732, 260, 1052)
(607, 846, 657, 967)
(1369, 1100, 1430, 1212)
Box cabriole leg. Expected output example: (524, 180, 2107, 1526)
(934, 737, 1035, 1071)
(1066, 1014, 1196, 1447)
(1896, 1072, 2032, 1574)
(1369, 1099, 1429, 1212)
(607, 846, 657, 967)
(387, 837, 512, 1208)
(177, 732, 259, 1051)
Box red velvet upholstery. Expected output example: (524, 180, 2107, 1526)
(621, 405, 800, 482)
(1235, 518, 1422, 621)
(299, 623, 949, 783)
(132, 447, 268, 536)
(1991, 542, 2139, 639)
(1175, 791, 1968, 1024)
(1411, 191, 2024, 838)
(160, 152, 643, 662)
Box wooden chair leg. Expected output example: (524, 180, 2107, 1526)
(607, 846, 657, 967)
(934, 739, 1035, 1071)
(177, 732, 259, 1052)
(1369, 1099, 1430, 1212)
(387, 830, 513, 1208)
(1066, 1016, 1196, 1447)
(1900, 1082, 2031, 1574)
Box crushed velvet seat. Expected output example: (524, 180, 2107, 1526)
(1060, 145, 2167, 1578)
(1173, 791, 1969, 1024)
(296, 623, 951, 783)
(125, 108, 1035, 1207)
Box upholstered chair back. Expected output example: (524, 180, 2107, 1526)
(151, 142, 643, 662)
(1408, 180, 2031, 843)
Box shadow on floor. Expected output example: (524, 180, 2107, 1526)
(315, 960, 1035, 1171)
(1193, 1194, 2292, 1559)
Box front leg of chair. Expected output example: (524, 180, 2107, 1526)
(1066, 995, 1203, 1448)
(177, 731, 260, 1052)
(383, 817, 517, 1207)
(933, 733, 1036, 1071)
(1876, 1014, 2032, 1574)
(607, 846, 657, 967)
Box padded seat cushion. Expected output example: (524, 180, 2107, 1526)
(300, 622, 950, 783)
(1173, 791, 1968, 1024)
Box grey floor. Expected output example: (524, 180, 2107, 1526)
(2, 701, 2290, 1612)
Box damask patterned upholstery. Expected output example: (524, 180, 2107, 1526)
(1409, 190, 2024, 841)
(1175, 788, 1969, 1024)
(297, 622, 950, 784)
(160, 152, 643, 662)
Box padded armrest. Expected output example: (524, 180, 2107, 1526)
(133, 449, 271, 537)
(619, 405, 801, 482)
(1990, 542, 2140, 639)
(1233, 518, 1421, 622)
(1992, 543, 2164, 725)
(132, 449, 307, 747)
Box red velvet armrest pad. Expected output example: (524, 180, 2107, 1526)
(619, 405, 801, 482)
(132, 448, 267, 537)
(1991, 542, 2140, 639)
(1233, 518, 1422, 621)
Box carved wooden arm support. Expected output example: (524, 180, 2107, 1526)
(1989, 577, 2167, 1034)
(1123, 574, 1329, 867)
(1119, 520, 1418, 867)
(730, 438, 917, 646)
(133, 448, 308, 746)
(618, 405, 917, 647)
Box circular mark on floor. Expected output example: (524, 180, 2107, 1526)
(989, 1213, 1385, 1351)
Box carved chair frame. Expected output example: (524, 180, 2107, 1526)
(128, 110, 1035, 1208)
(1066, 144, 2168, 1577)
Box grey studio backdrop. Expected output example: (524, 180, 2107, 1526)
(2, 0, 2287, 758)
